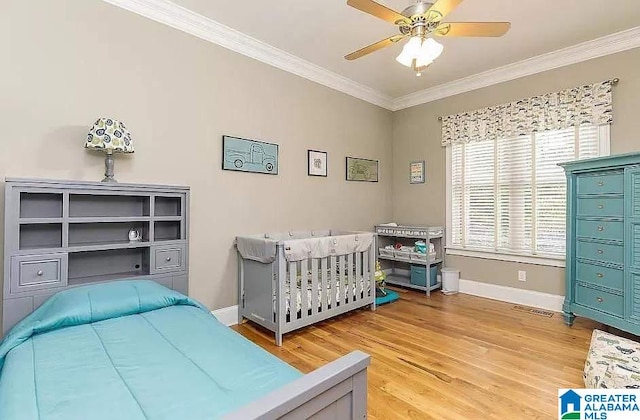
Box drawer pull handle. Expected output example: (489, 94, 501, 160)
(598, 204, 604, 209)
(597, 249, 604, 254)
(597, 226, 604, 232)
(597, 273, 604, 278)
(597, 297, 604, 303)
(37, 270, 43, 276)
(166, 257, 172, 262)
(598, 181, 605, 186)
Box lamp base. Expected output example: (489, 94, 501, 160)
(102, 152, 117, 183)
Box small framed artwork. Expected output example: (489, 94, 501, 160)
(222, 135, 279, 175)
(308, 150, 328, 177)
(346, 157, 378, 182)
(410, 161, 425, 184)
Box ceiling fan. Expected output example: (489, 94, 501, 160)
(345, 0, 511, 76)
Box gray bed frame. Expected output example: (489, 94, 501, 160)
(2, 179, 371, 420)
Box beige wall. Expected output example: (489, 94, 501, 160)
(2, 1, 638, 322)
(0, 0, 393, 321)
(392, 48, 640, 295)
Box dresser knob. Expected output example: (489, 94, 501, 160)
(597, 273, 604, 278)
(598, 181, 605, 186)
(598, 204, 604, 209)
(37, 270, 43, 276)
(597, 297, 604, 303)
(597, 249, 604, 254)
(166, 257, 172, 262)
(597, 226, 604, 232)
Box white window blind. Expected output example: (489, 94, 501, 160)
(448, 125, 609, 259)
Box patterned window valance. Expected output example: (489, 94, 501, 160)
(441, 79, 614, 146)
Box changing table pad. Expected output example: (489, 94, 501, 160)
(0, 281, 301, 420)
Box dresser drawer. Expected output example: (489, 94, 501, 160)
(576, 197, 624, 218)
(576, 240, 624, 266)
(10, 253, 68, 294)
(575, 284, 623, 317)
(577, 172, 624, 195)
(576, 219, 624, 241)
(576, 262, 623, 290)
(152, 245, 185, 274)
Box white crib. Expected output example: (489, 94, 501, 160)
(236, 230, 377, 346)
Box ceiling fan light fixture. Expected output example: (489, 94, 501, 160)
(395, 36, 423, 67)
(396, 36, 443, 73)
(395, 49, 414, 67)
(419, 37, 444, 61)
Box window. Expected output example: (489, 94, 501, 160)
(446, 125, 610, 266)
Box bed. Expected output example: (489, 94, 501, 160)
(0, 280, 370, 420)
(236, 230, 377, 346)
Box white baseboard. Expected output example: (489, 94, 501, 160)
(458, 279, 565, 313)
(210, 282, 562, 326)
(211, 305, 239, 326)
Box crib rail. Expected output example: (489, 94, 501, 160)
(277, 244, 376, 339)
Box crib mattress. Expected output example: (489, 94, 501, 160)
(274, 278, 369, 314)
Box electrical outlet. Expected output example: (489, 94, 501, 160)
(518, 270, 527, 282)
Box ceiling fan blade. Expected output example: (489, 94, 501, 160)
(425, 0, 463, 21)
(347, 0, 410, 25)
(434, 22, 511, 37)
(345, 35, 406, 60)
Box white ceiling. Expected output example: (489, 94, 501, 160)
(170, 0, 640, 98)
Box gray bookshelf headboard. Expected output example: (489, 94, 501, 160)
(2, 178, 190, 334)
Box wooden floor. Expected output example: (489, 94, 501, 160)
(234, 287, 602, 420)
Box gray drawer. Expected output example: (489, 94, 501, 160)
(10, 253, 68, 294)
(152, 245, 185, 274)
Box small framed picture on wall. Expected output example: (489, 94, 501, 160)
(346, 157, 378, 182)
(410, 161, 425, 184)
(308, 150, 328, 177)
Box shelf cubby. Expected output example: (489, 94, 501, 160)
(375, 224, 445, 296)
(68, 222, 149, 247)
(19, 223, 63, 250)
(155, 196, 181, 217)
(20, 192, 63, 219)
(67, 248, 150, 286)
(154, 221, 181, 241)
(4, 178, 190, 335)
(69, 194, 150, 218)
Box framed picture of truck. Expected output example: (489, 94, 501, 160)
(222, 135, 279, 175)
(345, 157, 378, 182)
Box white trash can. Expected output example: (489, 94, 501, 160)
(441, 268, 460, 295)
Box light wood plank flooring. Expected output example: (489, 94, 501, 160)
(234, 287, 600, 419)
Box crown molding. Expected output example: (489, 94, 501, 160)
(101, 0, 395, 110)
(101, 0, 639, 113)
(391, 26, 640, 111)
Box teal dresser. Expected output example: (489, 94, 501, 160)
(560, 152, 640, 333)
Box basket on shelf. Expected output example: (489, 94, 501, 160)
(393, 249, 412, 261)
(379, 248, 394, 258)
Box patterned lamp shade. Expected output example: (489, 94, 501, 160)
(85, 118, 134, 153)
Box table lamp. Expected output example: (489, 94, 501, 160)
(85, 118, 134, 183)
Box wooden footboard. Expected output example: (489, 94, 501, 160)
(222, 351, 370, 420)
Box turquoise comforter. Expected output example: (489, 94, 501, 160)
(0, 281, 301, 420)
